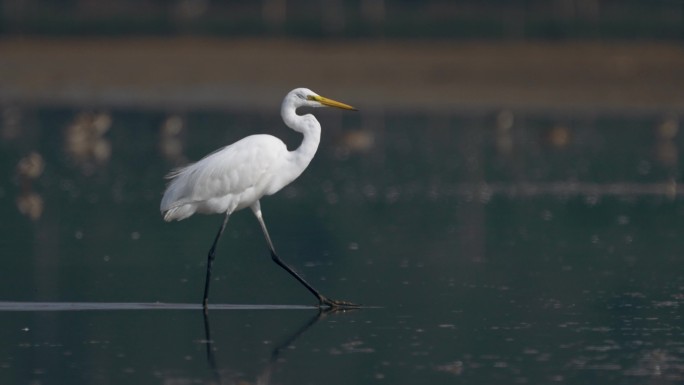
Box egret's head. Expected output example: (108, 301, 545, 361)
(288, 88, 357, 111)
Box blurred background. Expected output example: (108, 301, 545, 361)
(2, 0, 683, 39)
(2, 1, 684, 385)
(1, 0, 683, 111)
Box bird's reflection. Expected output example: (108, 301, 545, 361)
(202, 311, 221, 384)
(201, 308, 346, 384)
(16, 151, 45, 221)
(159, 114, 187, 165)
(64, 111, 112, 175)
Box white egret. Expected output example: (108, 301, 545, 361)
(161, 88, 358, 309)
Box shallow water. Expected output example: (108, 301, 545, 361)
(0, 106, 683, 384)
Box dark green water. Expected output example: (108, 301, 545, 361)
(0, 106, 683, 384)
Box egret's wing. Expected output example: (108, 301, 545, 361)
(160, 135, 284, 212)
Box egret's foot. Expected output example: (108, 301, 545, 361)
(319, 296, 360, 309)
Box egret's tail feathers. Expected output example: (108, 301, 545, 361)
(164, 166, 188, 180)
(162, 205, 196, 222)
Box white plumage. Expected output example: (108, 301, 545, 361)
(161, 134, 290, 221)
(160, 87, 358, 309)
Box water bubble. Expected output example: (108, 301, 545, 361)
(362, 184, 377, 199)
(637, 160, 651, 175)
(326, 192, 338, 205)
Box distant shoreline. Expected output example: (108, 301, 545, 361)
(1, 38, 683, 113)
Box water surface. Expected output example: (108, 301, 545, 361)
(0, 106, 682, 384)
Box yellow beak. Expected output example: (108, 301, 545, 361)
(311, 95, 357, 111)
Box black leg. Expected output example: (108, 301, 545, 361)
(251, 202, 358, 308)
(203, 213, 230, 311)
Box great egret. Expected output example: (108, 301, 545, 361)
(161, 88, 358, 309)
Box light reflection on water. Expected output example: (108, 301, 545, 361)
(0, 106, 683, 384)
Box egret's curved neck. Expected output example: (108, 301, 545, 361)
(281, 105, 321, 169)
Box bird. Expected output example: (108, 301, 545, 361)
(160, 88, 359, 310)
